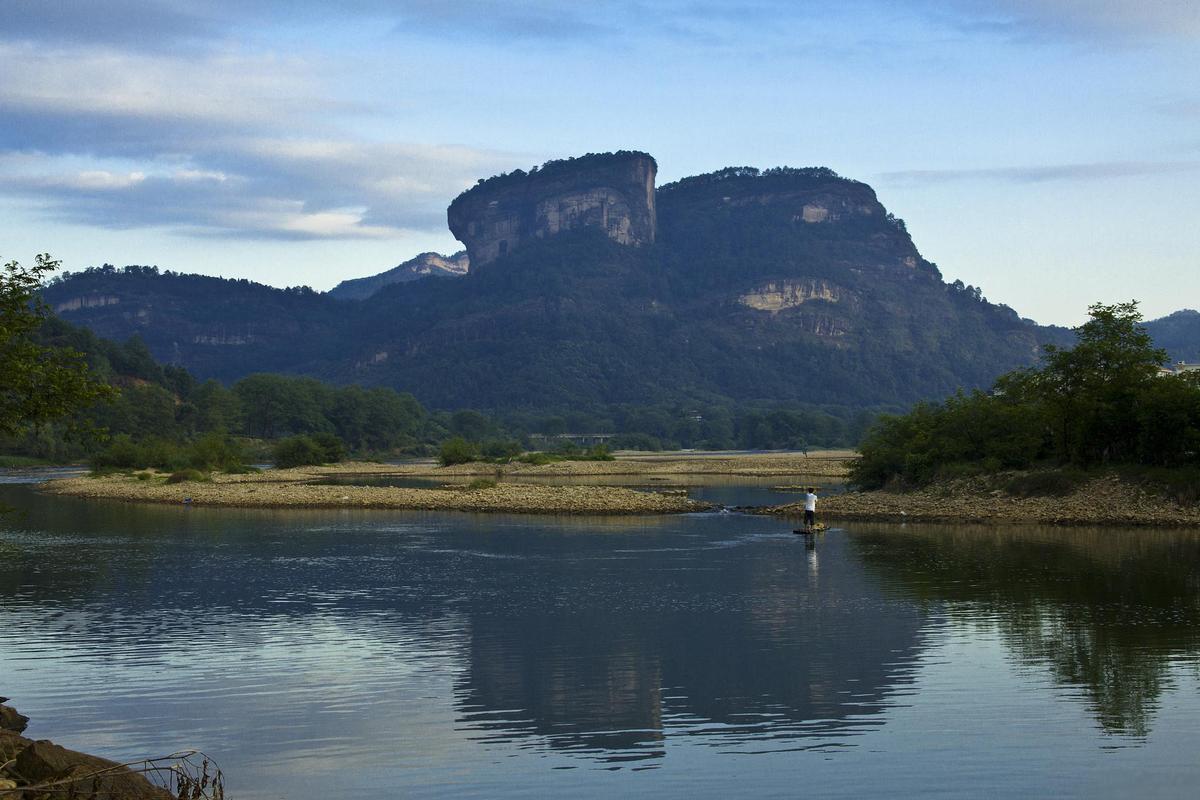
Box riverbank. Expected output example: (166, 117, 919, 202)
(0, 700, 184, 798)
(40, 469, 711, 514)
(766, 473, 1200, 527)
(38, 451, 848, 514)
(352, 449, 853, 479)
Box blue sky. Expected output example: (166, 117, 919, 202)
(1, 1, 1197, 325)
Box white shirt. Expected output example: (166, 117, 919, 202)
(804, 492, 817, 512)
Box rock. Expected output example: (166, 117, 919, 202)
(0, 705, 28, 733)
(0, 729, 34, 763)
(448, 151, 657, 267)
(13, 740, 173, 799)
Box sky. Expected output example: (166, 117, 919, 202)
(1, 0, 1197, 326)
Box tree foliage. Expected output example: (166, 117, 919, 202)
(0, 255, 113, 436)
(850, 302, 1198, 489)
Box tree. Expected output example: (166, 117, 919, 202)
(1036, 302, 1166, 465)
(0, 255, 112, 436)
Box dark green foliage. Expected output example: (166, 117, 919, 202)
(309, 432, 348, 463)
(88, 432, 247, 473)
(272, 436, 328, 468)
(38, 166, 1079, 413)
(165, 468, 210, 484)
(481, 439, 523, 461)
(851, 302, 1200, 489)
(438, 437, 479, 466)
(186, 432, 247, 472)
(465, 478, 498, 491)
(271, 436, 320, 468)
(1, 255, 114, 436)
(609, 433, 663, 451)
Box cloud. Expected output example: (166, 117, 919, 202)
(0, 37, 515, 240)
(880, 160, 1200, 185)
(0, 0, 221, 48)
(930, 0, 1200, 42)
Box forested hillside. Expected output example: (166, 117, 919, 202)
(42, 163, 1085, 418)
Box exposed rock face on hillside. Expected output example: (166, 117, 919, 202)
(448, 151, 657, 268)
(41, 155, 1101, 411)
(328, 251, 468, 300)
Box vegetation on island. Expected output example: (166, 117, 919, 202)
(850, 302, 1200, 498)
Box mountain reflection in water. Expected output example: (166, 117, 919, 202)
(2, 485, 1200, 798)
(455, 528, 923, 761)
(850, 524, 1200, 738)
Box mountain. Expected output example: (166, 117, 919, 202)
(1144, 310, 1200, 364)
(43, 153, 1077, 412)
(327, 251, 468, 300)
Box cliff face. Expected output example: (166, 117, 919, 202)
(327, 251, 468, 300)
(448, 152, 657, 267)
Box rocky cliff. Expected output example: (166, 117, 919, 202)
(328, 251, 468, 300)
(448, 151, 657, 267)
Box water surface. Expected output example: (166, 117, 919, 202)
(2, 484, 1198, 798)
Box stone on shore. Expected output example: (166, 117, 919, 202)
(0, 704, 28, 733)
(11, 739, 173, 799)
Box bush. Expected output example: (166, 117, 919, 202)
(466, 478, 498, 491)
(272, 435, 326, 468)
(309, 431, 348, 464)
(438, 437, 479, 466)
(187, 431, 246, 472)
(165, 468, 210, 484)
(481, 439, 522, 462)
(609, 433, 663, 452)
(1004, 469, 1089, 498)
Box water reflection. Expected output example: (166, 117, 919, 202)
(5, 483, 1200, 798)
(850, 524, 1200, 737)
(454, 529, 925, 762)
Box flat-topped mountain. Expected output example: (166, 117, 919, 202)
(328, 251, 468, 300)
(448, 151, 657, 268)
(43, 153, 1097, 412)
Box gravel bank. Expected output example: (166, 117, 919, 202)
(41, 471, 711, 515)
(307, 450, 853, 479)
(764, 474, 1200, 527)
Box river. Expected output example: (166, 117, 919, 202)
(2, 481, 1199, 798)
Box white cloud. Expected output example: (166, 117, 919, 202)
(0, 39, 515, 240)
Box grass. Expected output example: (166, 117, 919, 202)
(165, 468, 212, 484)
(0, 455, 56, 468)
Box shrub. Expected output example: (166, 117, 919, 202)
(165, 468, 210, 484)
(272, 435, 326, 468)
(309, 431, 348, 463)
(187, 431, 246, 472)
(1004, 469, 1089, 498)
(466, 478, 498, 491)
(438, 437, 479, 466)
(481, 439, 523, 462)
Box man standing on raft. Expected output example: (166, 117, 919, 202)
(804, 487, 818, 532)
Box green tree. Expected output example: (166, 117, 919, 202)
(1035, 302, 1166, 465)
(1, 255, 112, 436)
(438, 436, 479, 466)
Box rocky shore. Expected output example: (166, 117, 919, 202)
(342, 450, 853, 479)
(0, 700, 176, 798)
(38, 452, 849, 514)
(40, 470, 711, 515)
(766, 474, 1200, 527)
